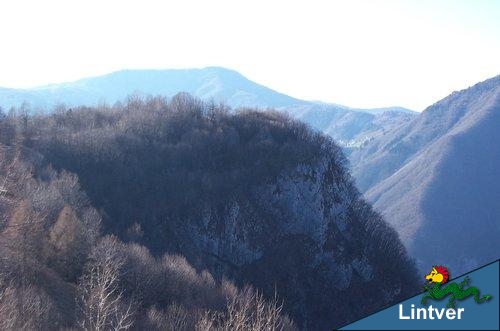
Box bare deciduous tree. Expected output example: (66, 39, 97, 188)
(0, 145, 30, 201)
(195, 285, 296, 331)
(0, 281, 58, 330)
(77, 236, 135, 331)
(49, 205, 89, 280)
(3, 201, 46, 284)
(147, 303, 190, 331)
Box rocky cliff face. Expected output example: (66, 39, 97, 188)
(175, 153, 417, 330)
(188, 154, 355, 269)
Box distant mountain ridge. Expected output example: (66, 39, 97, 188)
(0, 67, 416, 148)
(0, 67, 302, 110)
(0, 67, 414, 112)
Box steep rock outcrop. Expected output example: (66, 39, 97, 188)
(159, 150, 417, 330)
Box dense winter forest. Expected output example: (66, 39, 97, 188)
(0, 94, 418, 330)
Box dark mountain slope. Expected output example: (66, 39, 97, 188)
(20, 94, 418, 329)
(362, 75, 500, 274)
(0, 143, 296, 330)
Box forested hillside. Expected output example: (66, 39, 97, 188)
(352, 75, 500, 274)
(0, 94, 418, 330)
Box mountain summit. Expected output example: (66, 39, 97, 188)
(0, 67, 302, 110)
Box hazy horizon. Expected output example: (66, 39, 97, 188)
(2, 66, 499, 112)
(1, 0, 499, 110)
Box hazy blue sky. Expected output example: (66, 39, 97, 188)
(1, 0, 499, 110)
